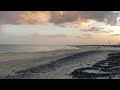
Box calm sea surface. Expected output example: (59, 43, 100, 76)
(0, 45, 78, 53)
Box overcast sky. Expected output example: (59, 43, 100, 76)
(0, 11, 120, 45)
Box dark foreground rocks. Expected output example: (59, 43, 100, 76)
(70, 52, 120, 79)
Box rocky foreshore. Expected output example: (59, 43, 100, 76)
(70, 52, 120, 79)
(0, 50, 109, 79)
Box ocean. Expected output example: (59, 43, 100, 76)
(0, 45, 78, 53)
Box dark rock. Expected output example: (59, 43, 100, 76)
(70, 52, 120, 79)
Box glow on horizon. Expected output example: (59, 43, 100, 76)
(0, 11, 120, 45)
(1, 24, 120, 45)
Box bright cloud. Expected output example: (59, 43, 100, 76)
(0, 11, 120, 45)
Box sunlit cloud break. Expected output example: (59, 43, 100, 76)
(0, 11, 119, 26)
(0, 11, 120, 45)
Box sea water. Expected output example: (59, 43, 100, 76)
(0, 45, 79, 53)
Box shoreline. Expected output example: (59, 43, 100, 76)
(0, 50, 110, 79)
(0, 46, 120, 79)
(70, 51, 120, 79)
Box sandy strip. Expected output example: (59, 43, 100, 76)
(0, 49, 82, 75)
(27, 50, 110, 79)
(0, 46, 119, 79)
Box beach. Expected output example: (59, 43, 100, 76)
(0, 46, 120, 79)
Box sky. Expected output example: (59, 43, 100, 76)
(0, 11, 120, 45)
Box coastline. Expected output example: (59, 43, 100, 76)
(0, 46, 120, 79)
(70, 51, 120, 79)
(0, 49, 81, 75)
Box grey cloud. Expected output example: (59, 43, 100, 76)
(99, 30, 113, 33)
(76, 34, 92, 39)
(0, 11, 119, 26)
(81, 27, 113, 33)
(49, 11, 119, 26)
(43, 34, 67, 38)
(35, 34, 68, 38)
(0, 11, 22, 24)
(49, 11, 80, 24)
(83, 34, 91, 36)
(110, 34, 120, 36)
(81, 27, 103, 32)
(0, 11, 50, 24)
(79, 11, 118, 25)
